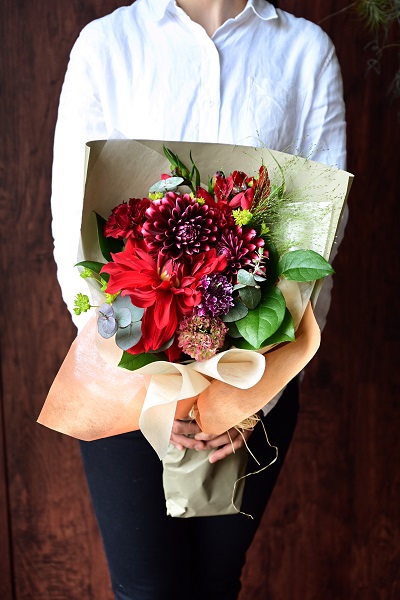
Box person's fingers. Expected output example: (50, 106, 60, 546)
(170, 419, 205, 451)
(194, 428, 241, 449)
(209, 429, 252, 463)
(172, 419, 201, 436)
(170, 433, 206, 451)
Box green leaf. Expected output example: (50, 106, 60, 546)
(163, 145, 178, 168)
(190, 151, 201, 190)
(75, 260, 106, 274)
(236, 286, 286, 348)
(261, 308, 295, 345)
(278, 249, 334, 282)
(163, 145, 190, 179)
(238, 286, 261, 309)
(118, 351, 160, 371)
(95, 212, 124, 262)
(227, 321, 242, 338)
(221, 298, 249, 323)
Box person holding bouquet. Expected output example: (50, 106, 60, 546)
(50, 0, 347, 598)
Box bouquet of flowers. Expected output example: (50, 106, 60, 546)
(38, 139, 352, 515)
(75, 144, 334, 368)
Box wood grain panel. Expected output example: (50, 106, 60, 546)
(1, 2, 128, 598)
(1, 1, 398, 599)
(240, 1, 400, 598)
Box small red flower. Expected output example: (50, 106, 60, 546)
(104, 198, 150, 240)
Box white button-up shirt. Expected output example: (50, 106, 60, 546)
(51, 0, 347, 400)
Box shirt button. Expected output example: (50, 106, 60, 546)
(208, 100, 215, 108)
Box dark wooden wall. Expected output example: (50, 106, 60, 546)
(1, 1, 398, 598)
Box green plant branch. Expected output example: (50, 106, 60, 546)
(318, 2, 357, 25)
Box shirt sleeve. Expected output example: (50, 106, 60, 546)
(51, 28, 108, 331)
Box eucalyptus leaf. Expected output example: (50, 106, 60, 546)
(221, 298, 249, 323)
(95, 212, 124, 262)
(237, 269, 256, 286)
(236, 286, 286, 348)
(116, 322, 143, 351)
(278, 249, 334, 282)
(232, 283, 247, 291)
(97, 304, 118, 338)
(118, 351, 160, 371)
(238, 286, 261, 310)
(114, 307, 132, 329)
(149, 177, 184, 193)
(112, 295, 144, 322)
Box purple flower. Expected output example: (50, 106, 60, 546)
(195, 274, 234, 317)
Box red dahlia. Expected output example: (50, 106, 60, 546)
(142, 192, 219, 261)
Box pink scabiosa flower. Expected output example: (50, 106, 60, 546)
(178, 314, 228, 361)
(142, 192, 219, 261)
(216, 225, 265, 280)
(104, 197, 151, 240)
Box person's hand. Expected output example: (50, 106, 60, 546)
(170, 418, 203, 451)
(170, 418, 253, 463)
(194, 427, 253, 463)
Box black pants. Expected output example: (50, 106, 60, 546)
(79, 378, 299, 600)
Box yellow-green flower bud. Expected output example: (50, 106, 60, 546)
(73, 293, 91, 315)
(233, 209, 252, 226)
(148, 192, 164, 201)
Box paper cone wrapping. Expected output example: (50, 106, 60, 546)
(39, 140, 353, 459)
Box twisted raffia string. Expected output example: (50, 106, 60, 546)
(230, 417, 279, 519)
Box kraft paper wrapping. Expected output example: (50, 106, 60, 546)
(162, 444, 248, 518)
(38, 316, 267, 459)
(195, 302, 319, 434)
(39, 139, 353, 459)
(38, 300, 319, 459)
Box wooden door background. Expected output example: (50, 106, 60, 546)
(1, 1, 399, 598)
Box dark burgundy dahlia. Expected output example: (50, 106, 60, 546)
(216, 225, 265, 280)
(142, 192, 219, 261)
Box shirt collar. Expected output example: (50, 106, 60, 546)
(147, 0, 278, 23)
(245, 0, 278, 21)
